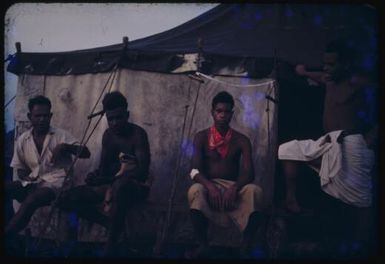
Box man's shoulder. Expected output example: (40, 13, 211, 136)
(16, 128, 32, 142)
(128, 122, 148, 135)
(232, 129, 249, 138)
(231, 129, 251, 143)
(194, 128, 209, 138)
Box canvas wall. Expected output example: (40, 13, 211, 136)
(13, 68, 278, 240)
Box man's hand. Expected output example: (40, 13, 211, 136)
(17, 168, 32, 181)
(295, 64, 307, 76)
(319, 134, 331, 147)
(51, 143, 68, 165)
(85, 170, 113, 186)
(115, 153, 137, 177)
(222, 184, 238, 211)
(336, 131, 347, 144)
(206, 182, 222, 211)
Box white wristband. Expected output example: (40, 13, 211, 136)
(190, 169, 200, 180)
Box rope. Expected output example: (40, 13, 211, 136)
(33, 65, 118, 250)
(196, 72, 274, 88)
(154, 73, 203, 255)
(5, 95, 16, 109)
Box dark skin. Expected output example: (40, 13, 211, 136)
(59, 106, 150, 256)
(285, 52, 376, 213)
(192, 102, 254, 211)
(187, 101, 258, 258)
(99, 107, 150, 181)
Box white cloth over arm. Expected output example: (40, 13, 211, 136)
(11, 126, 79, 189)
(278, 130, 374, 207)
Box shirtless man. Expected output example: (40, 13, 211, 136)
(279, 40, 377, 253)
(6, 95, 90, 237)
(187, 91, 264, 258)
(58, 91, 150, 256)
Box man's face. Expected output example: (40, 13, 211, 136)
(28, 104, 52, 134)
(211, 102, 233, 128)
(105, 107, 129, 135)
(323, 52, 347, 82)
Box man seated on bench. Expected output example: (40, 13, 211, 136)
(6, 95, 90, 238)
(187, 91, 264, 258)
(58, 91, 151, 256)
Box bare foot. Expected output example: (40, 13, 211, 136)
(185, 244, 210, 259)
(285, 200, 302, 213)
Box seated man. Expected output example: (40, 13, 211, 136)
(278, 40, 377, 253)
(57, 91, 151, 256)
(6, 95, 90, 237)
(187, 91, 264, 258)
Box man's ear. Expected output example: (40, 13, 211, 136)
(49, 112, 53, 118)
(27, 112, 31, 120)
(127, 111, 130, 120)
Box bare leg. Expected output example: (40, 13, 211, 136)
(57, 185, 109, 228)
(241, 211, 263, 258)
(282, 160, 302, 213)
(5, 187, 55, 235)
(186, 209, 209, 258)
(103, 178, 148, 256)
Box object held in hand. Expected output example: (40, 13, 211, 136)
(119, 152, 136, 163)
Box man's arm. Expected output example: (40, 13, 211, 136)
(58, 143, 91, 158)
(85, 131, 111, 185)
(16, 168, 31, 181)
(10, 135, 32, 181)
(190, 132, 222, 210)
(235, 137, 255, 190)
(51, 143, 90, 165)
(132, 128, 151, 181)
(296, 64, 326, 85)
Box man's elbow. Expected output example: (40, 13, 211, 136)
(79, 147, 91, 159)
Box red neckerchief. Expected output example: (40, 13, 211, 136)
(208, 126, 233, 159)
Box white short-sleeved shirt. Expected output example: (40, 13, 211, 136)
(11, 126, 78, 189)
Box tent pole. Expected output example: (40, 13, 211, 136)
(154, 37, 205, 256)
(15, 42, 21, 53)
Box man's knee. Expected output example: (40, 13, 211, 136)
(23, 188, 55, 207)
(111, 178, 138, 199)
(241, 184, 263, 205)
(242, 184, 262, 196)
(188, 183, 206, 199)
(57, 186, 85, 209)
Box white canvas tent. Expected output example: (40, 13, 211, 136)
(7, 3, 376, 244)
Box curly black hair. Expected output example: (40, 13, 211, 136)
(102, 91, 128, 111)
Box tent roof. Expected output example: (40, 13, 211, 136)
(7, 3, 378, 78)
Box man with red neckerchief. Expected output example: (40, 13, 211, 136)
(186, 91, 264, 258)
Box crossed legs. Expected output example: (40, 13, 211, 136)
(57, 177, 148, 256)
(5, 181, 56, 236)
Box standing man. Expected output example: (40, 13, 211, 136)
(279, 40, 377, 252)
(187, 91, 264, 258)
(58, 91, 151, 256)
(6, 95, 90, 237)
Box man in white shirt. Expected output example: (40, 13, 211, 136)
(6, 95, 90, 236)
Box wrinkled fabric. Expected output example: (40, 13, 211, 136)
(13, 71, 278, 241)
(278, 130, 374, 207)
(11, 126, 78, 191)
(188, 178, 263, 231)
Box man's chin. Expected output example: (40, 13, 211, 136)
(35, 126, 49, 133)
(111, 128, 124, 135)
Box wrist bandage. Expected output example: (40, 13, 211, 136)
(190, 169, 200, 180)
